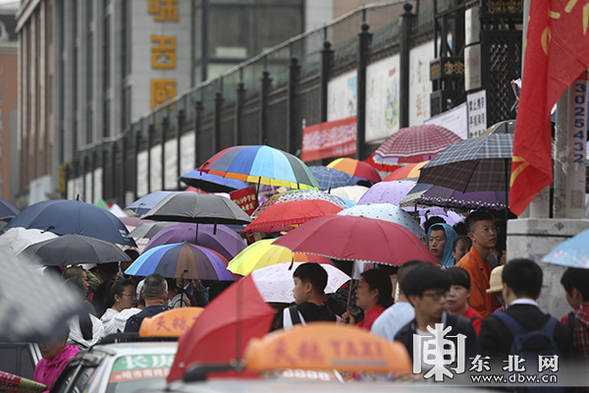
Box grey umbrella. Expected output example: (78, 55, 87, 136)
(127, 221, 177, 239)
(0, 247, 84, 341)
(22, 234, 131, 266)
(143, 193, 252, 225)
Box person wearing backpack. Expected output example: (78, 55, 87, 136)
(559, 267, 589, 363)
(273, 263, 336, 330)
(479, 258, 573, 369)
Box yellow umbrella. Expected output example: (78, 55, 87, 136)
(227, 239, 330, 276)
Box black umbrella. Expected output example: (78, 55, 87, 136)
(127, 221, 177, 239)
(22, 234, 131, 266)
(0, 247, 84, 341)
(143, 193, 252, 225)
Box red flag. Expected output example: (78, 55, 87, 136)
(510, 0, 589, 215)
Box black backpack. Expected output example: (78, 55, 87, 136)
(494, 311, 563, 393)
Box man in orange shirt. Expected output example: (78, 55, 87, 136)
(456, 211, 498, 317)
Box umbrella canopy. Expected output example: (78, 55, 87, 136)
(0, 247, 85, 341)
(244, 199, 343, 233)
(118, 216, 154, 229)
(327, 157, 382, 185)
(338, 203, 427, 245)
(252, 189, 347, 218)
(126, 191, 183, 215)
(374, 124, 462, 164)
(418, 133, 514, 192)
(0, 227, 59, 255)
(308, 166, 356, 191)
(328, 185, 369, 204)
(227, 238, 332, 276)
(179, 169, 249, 193)
(251, 262, 350, 303)
(198, 145, 319, 189)
(274, 215, 440, 265)
(0, 198, 19, 220)
(383, 161, 428, 181)
(21, 234, 131, 266)
(399, 183, 434, 208)
(415, 185, 508, 210)
(357, 180, 417, 206)
(143, 193, 252, 225)
(6, 199, 137, 247)
(127, 221, 177, 239)
(143, 223, 247, 261)
(365, 153, 401, 172)
(167, 274, 275, 381)
(417, 207, 464, 228)
(541, 228, 589, 268)
(125, 242, 233, 281)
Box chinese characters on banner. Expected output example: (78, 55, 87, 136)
(467, 90, 487, 138)
(230, 186, 258, 216)
(301, 116, 357, 162)
(149, 0, 178, 108)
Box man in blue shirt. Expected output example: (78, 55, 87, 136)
(124, 273, 169, 333)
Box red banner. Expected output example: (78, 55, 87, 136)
(510, 0, 589, 215)
(301, 116, 357, 162)
(230, 185, 257, 216)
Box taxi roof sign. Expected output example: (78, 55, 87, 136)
(139, 307, 204, 338)
(244, 322, 411, 373)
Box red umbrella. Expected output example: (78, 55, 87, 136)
(243, 199, 343, 233)
(365, 153, 401, 172)
(383, 161, 428, 181)
(274, 215, 439, 265)
(374, 124, 462, 164)
(167, 275, 275, 382)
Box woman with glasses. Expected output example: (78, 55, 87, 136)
(101, 279, 137, 328)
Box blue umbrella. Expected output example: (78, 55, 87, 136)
(541, 229, 589, 268)
(0, 198, 19, 220)
(179, 170, 248, 193)
(126, 191, 183, 215)
(6, 200, 136, 247)
(308, 166, 356, 191)
(125, 242, 234, 280)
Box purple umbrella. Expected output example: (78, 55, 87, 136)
(356, 180, 417, 206)
(142, 223, 247, 261)
(415, 185, 507, 210)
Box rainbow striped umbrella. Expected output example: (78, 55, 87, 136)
(125, 242, 233, 281)
(198, 145, 319, 189)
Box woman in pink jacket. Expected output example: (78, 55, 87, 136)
(34, 327, 79, 392)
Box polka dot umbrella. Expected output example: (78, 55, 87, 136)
(251, 189, 348, 219)
(337, 203, 427, 245)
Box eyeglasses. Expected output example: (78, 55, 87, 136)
(122, 293, 137, 298)
(422, 291, 447, 301)
(476, 226, 497, 234)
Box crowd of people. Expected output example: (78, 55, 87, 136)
(27, 207, 589, 390)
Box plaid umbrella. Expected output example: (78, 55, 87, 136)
(374, 125, 462, 164)
(308, 166, 356, 191)
(418, 133, 514, 192)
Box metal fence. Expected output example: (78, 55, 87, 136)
(73, 0, 452, 206)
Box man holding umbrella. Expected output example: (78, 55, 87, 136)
(124, 274, 169, 333)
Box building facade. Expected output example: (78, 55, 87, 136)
(16, 0, 309, 206)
